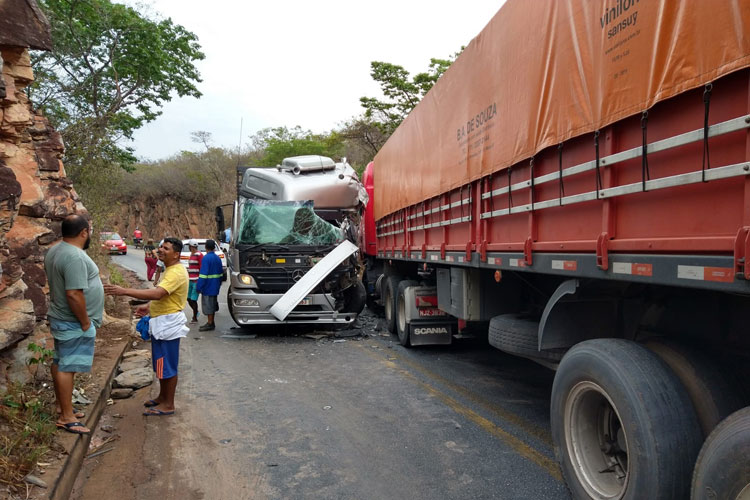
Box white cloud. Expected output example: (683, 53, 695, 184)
(128, 0, 506, 160)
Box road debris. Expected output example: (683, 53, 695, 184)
(24, 474, 47, 488)
(111, 388, 134, 399)
(72, 387, 91, 405)
(86, 447, 115, 459)
(304, 334, 327, 340)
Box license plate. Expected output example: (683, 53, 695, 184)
(418, 307, 447, 317)
(300, 296, 313, 305)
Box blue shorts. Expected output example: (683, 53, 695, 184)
(50, 319, 96, 373)
(188, 281, 199, 301)
(151, 338, 180, 379)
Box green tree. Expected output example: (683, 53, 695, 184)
(359, 53, 460, 140)
(249, 126, 344, 167)
(30, 0, 205, 177)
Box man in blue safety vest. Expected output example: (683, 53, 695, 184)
(196, 239, 222, 331)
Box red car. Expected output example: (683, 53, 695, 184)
(100, 232, 127, 255)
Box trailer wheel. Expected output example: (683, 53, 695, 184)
(488, 314, 565, 362)
(645, 339, 744, 437)
(396, 280, 418, 346)
(383, 275, 401, 333)
(691, 406, 750, 500)
(551, 339, 702, 500)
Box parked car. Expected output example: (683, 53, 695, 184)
(100, 232, 127, 255)
(180, 239, 227, 280)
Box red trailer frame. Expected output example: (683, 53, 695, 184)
(368, 69, 750, 295)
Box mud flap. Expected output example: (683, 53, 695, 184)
(269, 240, 359, 321)
(409, 322, 453, 346)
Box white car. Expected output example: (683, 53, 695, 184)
(180, 239, 227, 280)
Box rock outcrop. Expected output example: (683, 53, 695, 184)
(0, 4, 84, 388)
(110, 197, 217, 243)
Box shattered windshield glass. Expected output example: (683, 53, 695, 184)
(237, 199, 344, 245)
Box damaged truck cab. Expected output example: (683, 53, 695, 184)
(216, 155, 367, 326)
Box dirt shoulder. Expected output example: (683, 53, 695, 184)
(1, 264, 147, 500)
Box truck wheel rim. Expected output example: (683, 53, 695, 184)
(738, 483, 750, 500)
(564, 381, 629, 500)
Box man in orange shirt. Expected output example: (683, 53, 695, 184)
(104, 237, 188, 416)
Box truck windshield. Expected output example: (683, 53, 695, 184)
(236, 199, 344, 246)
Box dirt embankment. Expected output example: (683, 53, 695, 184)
(108, 197, 218, 243)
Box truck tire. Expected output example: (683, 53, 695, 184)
(343, 281, 367, 315)
(488, 314, 565, 362)
(691, 406, 750, 500)
(227, 289, 238, 326)
(551, 339, 703, 500)
(646, 339, 744, 438)
(396, 280, 419, 346)
(383, 274, 401, 333)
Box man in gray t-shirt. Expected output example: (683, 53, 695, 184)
(44, 214, 104, 435)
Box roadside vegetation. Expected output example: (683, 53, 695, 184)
(0, 382, 57, 492)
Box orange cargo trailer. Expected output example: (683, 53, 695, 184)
(360, 1, 750, 498)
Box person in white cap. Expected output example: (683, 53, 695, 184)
(186, 239, 202, 323)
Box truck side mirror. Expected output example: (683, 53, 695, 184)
(215, 206, 225, 241)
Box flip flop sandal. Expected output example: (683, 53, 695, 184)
(143, 408, 175, 416)
(143, 399, 159, 408)
(56, 421, 91, 434)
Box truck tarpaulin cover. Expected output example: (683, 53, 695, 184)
(373, 0, 750, 220)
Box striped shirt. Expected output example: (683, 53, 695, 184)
(187, 252, 203, 282)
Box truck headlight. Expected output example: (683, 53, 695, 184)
(238, 274, 257, 287)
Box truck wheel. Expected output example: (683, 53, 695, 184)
(646, 339, 744, 437)
(488, 313, 565, 362)
(227, 289, 238, 325)
(396, 280, 418, 346)
(383, 275, 401, 333)
(551, 339, 702, 500)
(344, 281, 367, 314)
(691, 406, 750, 500)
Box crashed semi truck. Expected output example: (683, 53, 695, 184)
(360, 1, 750, 499)
(216, 155, 367, 326)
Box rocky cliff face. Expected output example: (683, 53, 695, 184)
(110, 198, 218, 244)
(0, 45, 83, 386)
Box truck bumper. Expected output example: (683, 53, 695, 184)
(228, 288, 357, 325)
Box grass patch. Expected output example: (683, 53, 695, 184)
(0, 382, 56, 490)
(106, 261, 126, 286)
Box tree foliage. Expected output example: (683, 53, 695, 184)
(117, 147, 238, 205)
(359, 53, 459, 139)
(30, 0, 205, 176)
(249, 126, 344, 167)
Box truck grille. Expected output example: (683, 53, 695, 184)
(248, 266, 347, 293)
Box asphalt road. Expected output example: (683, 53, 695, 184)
(100, 249, 569, 499)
